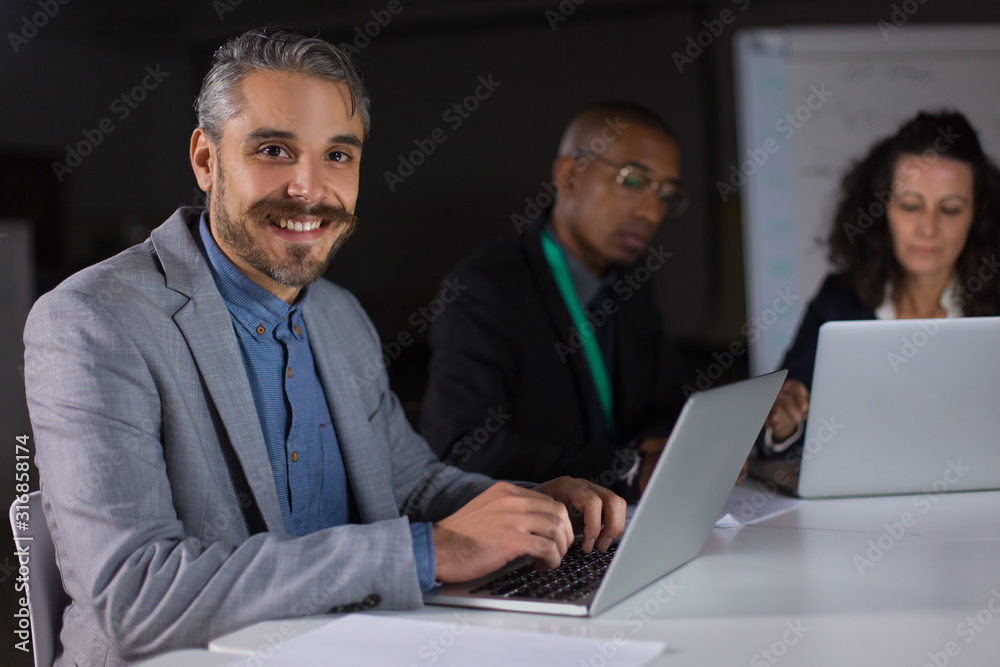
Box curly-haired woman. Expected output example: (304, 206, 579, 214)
(764, 110, 1000, 452)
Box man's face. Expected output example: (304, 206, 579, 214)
(553, 126, 681, 277)
(193, 70, 364, 299)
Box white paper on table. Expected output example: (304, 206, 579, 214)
(253, 613, 665, 666)
(715, 481, 803, 527)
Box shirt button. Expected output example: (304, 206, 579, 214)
(256, 324, 266, 335)
(287, 367, 292, 378)
(291, 452, 298, 462)
(295, 325, 301, 335)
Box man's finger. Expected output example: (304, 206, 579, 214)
(579, 489, 603, 553)
(593, 487, 626, 551)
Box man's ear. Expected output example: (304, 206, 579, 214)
(190, 127, 216, 194)
(552, 155, 577, 196)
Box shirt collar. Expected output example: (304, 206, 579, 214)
(197, 212, 309, 339)
(874, 276, 962, 320)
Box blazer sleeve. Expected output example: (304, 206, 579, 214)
(779, 274, 874, 391)
(23, 286, 484, 661)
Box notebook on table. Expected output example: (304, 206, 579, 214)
(424, 370, 786, 617)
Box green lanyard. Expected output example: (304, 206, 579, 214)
(540, 228, 617, 438)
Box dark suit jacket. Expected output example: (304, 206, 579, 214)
(420, 218, 685, 494)
(780, 273, 876, 391)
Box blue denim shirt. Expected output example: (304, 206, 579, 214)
(197, 214, 434, 589)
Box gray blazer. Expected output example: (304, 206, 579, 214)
(23, 208, 494, 666)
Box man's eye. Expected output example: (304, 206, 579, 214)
(621, 174, 647, 188)
(328, 151, 350, 162)
(260, 145, 288, 158)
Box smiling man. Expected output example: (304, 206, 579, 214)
(422, 103, 690, 501)
(23, 28, 623, 666)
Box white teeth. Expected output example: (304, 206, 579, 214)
(277, 219, 321, 231)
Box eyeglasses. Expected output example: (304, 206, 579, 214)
(572, 149, 689, 218)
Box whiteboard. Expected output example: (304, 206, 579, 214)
(734, 25, 1000, 375)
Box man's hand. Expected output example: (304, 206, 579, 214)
(765, 379, 810, 442)
(433, 482, 575, 583)
(533, 476, 626, 554)
(432, 478, 626, 583)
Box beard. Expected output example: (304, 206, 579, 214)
(209, 166, 358, 288)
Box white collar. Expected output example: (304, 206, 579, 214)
(874, 275, 962, 320)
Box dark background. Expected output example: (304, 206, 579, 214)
(2, 1, 998, 664)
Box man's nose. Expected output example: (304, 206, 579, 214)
(287, 157, 324, 203)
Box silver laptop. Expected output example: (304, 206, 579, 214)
(797, 317, 1000, 498)
(425, 370, 786, 617)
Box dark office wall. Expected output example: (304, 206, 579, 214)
(324, 10, 710, 341)
(2, 8, 713, 340)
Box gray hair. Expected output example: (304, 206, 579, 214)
(195, 27, 371, 144)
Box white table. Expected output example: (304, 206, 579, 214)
(136, 649, 241, 666)
(165, 488, 1000, 665)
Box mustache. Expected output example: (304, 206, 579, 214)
(246, 199, 358, 228)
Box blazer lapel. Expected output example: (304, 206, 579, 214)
(152, 209, 286, 533)
(302, 304, 399, 524)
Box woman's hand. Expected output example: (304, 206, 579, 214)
(764, 379, 810, 443)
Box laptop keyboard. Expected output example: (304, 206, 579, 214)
(469, 541, 619, 602)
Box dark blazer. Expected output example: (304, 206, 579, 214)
(420, 218, 685, 493)
(780, 273, 876, 391)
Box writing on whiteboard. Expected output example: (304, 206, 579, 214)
(717, 84, 834, 201)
